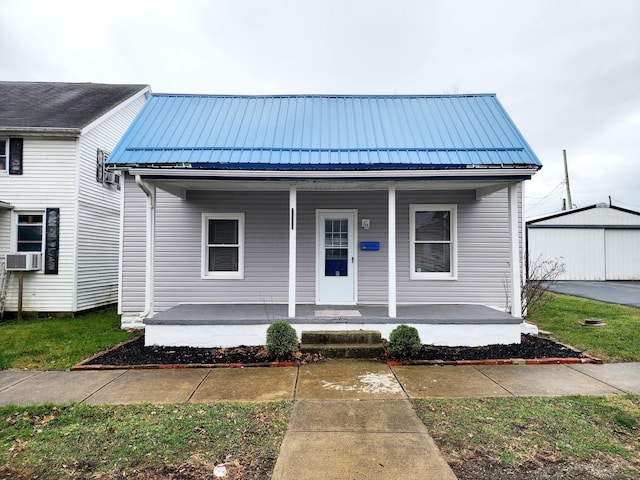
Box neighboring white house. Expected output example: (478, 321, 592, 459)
(0, 82, 150, 315)
(527, 204, 640, 281)
(107, 93, 542, 347)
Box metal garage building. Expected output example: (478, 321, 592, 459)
(527, 204, 640, 280)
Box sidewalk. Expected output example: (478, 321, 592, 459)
(1, 362, 639, 479)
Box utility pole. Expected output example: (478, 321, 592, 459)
(563, 149, 573, 210)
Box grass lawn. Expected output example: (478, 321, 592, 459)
(527, 293, 640, 362)
(414, 395, 640, 480)
(0, 401, 291, 480)
(0, 307, 137, 370)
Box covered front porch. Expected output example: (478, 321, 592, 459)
(144, 303, 530, 348)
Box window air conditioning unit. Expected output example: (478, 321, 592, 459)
(104, 171, 119, 185)
(5, 253, 42, 271)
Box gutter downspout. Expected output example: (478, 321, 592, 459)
(135, 175, 155, 321)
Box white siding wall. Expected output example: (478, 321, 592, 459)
(75, 95, 147, 311)
(120, 183, 517, 315)
(0, 138, 78, 311)
(535, 207, 640, 226)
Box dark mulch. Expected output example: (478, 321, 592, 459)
(81, 334, 592, 367)
(413, 334, 590, 361)
(84, 337, 272, 366)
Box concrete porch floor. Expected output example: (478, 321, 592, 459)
(147, 303, 519, 325)
(143, 304, 525, 347)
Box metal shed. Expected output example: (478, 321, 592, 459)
(526, 204, 640, 280)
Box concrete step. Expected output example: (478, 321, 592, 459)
(301, 330, 382, 345)
(301, 343, 385, 359)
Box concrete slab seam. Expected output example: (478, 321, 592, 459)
(186, 369, 216, 403)
(473, 365, 516, 397)
(565, 365, 632, 395)
(0, 372, 40, 392)
(292, 366, 301, 401)
(80, 370, 129, 404)
(387, 364, 411, 400)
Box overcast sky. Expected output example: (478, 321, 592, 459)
(2, 0, 638, 217)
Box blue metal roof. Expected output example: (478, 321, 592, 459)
(107, 94, 541, 170)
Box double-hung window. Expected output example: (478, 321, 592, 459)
(0, 139, 7, 172)
(410, 204, 457, 279)
(202, 213, 244, 279)
(16, 213, 44, 253)
(1, 138, 23, 174)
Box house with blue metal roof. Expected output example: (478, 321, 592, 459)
(107, 93, 542, 348)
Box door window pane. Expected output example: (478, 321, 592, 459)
(325, 248, 348, 276)
(324, 218, 349, 276)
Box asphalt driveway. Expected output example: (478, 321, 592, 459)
(547, 281, 640, 308)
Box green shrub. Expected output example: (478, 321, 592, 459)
(266, 321, 298, 360)
(387, 324, 422, 360)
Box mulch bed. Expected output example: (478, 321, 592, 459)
(73, 334, 601, 370)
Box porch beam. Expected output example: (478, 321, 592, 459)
(288, 186, 297, 318)
(508, 183, 522, 317)
(388, 185, 397, 318)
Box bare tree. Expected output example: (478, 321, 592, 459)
(521, 256, 566, 317)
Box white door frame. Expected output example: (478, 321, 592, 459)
(316, 209, 358, 305)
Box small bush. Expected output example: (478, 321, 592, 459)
(388, 324, 421, 360)
(266, 321, 298, 360)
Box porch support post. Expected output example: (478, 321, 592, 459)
(288, 186, 297, 318)
(388, 185, 397, 318)
(508, 182, 522, 317)
(135, 175, 156, 320)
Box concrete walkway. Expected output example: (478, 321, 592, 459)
(1, 362, 639, 479)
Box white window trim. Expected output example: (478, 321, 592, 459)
(201, 213, 245, 280)
(12, 210, 45, 257)
(0, 138, 7, 173)
(410, 204, 457, 280)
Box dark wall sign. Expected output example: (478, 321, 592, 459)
(9, 138, 23, 175)
(44, 208, 60, 275)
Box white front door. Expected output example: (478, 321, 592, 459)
(317, 210, 357, 304)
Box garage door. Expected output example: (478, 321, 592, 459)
(605, 230, 640, 280)
(528, 228, 605, 280)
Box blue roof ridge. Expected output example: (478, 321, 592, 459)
(149, 93, 498, 99)
(125, 146, 525, 153)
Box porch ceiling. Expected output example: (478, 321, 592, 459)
(140, 177, 515, 194)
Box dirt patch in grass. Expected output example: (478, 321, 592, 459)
(0, 402, 291, 480)
(414, 396, 640, 480)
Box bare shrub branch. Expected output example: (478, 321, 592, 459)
(522, 256, 566, 317)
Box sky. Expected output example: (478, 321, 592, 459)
(2, 0, 638, 217)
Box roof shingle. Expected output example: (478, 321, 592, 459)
(0, 82, 149, 130)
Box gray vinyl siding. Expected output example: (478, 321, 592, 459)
(120, 182, 522, 314)
(396, 189, 512, 309)
(75, 95, 147, 311)
(120, 173, 147, 311)
(153, 189, 290, 311)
